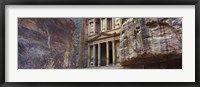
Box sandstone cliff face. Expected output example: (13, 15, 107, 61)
(18, 18, 81, 69)
(77, 18, 89, 68)
(120, 18, 182, 61)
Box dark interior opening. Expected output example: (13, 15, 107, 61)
(109, 42, 113, 64)
(100, 43, 106, 66)
(95, 44, 98, 66)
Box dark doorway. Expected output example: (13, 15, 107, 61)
(95, 44, 98, 66)
(109, 42, 113, 64)
(100, 43, 106, 66)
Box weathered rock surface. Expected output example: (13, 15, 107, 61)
(120, 18, 182, 61)
(18, 18, 81, 69)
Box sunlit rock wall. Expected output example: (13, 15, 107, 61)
(120, 18, 182, 61)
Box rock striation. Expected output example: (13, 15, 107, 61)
(120, 18, 182, 61)
(18, 18, 81, 69)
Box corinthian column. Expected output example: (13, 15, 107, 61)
(88, 45, 90, 67)
(93, 44, 96, 66)
(106, 42, 109, 66)
(112, 18, 115, 29)
(98, 43, 101, 66)
(112, 41, 116, 66)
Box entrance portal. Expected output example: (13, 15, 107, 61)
(95, 44, 98, 66)
(109, 42, 113, 65)
(100, 43, 106, 66)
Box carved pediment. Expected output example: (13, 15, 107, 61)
(87, 30, 120, 42)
